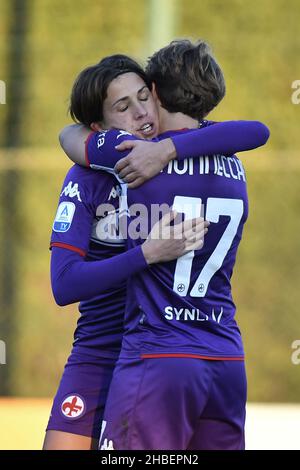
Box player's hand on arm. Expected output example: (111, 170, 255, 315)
(141, 211, 209, 264)
(85, 129, 140, 171)
(59, 124, 91, 167)
(114, 139, 176, 188)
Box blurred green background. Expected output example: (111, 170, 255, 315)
(0, 0, 299, 402)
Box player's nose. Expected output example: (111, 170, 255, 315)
(134, 102, 148, 119)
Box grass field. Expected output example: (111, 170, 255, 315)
(0, 398, 299, 450)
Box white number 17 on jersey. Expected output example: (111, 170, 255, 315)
(172, 196, 244, 297)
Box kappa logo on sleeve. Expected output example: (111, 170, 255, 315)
(53, 202, 76, 232)
(60, 181, 82, 202)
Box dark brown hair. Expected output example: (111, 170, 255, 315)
(146, 39, 225, 120)
(70, 54, 151, 126)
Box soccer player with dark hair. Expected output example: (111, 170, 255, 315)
(44, 55, 209, 450)
(62, 41, 268, 450)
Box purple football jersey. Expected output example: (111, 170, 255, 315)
(87, 129, 249, 359)
(50, 164, 126, 358)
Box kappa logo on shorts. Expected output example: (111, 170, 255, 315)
(61, 395, 85, 419)
(99, 420, 115, 450)
(100, 438, 114, 450)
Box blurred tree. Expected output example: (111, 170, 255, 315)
(146, 0, 177, 55)
(0, 0, 29, 395)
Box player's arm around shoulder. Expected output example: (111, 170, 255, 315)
(59, 125, 137, 172)
(113, 138, 177, 188)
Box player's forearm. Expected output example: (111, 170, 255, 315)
(171, 121, 270, 159)
(51, 245, 147, 306)
(86, 121, 270, 175)
(59, 124, 91, 167)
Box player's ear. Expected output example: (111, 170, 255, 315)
(151, 82, 159, 101)
(90, 122, 102, 132)
(151, 82, 161, 105)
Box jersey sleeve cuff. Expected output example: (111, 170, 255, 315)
(126, 245, 148, 272)
(170, 135, 187, 161)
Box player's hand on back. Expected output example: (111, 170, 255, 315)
(141, 211, 209, 264)
(114, 139, 176, 188)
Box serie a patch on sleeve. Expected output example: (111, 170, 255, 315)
(53, 202, 76, 232)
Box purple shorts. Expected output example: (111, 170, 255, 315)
(99, 357, 247, 450)
(46, 351, 116, 439)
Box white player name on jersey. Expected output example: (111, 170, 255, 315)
(165, 155, 246, 181)
(164, 306, 209, 322)
(164, 306, 223, 323)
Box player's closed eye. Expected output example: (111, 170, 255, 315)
(118, 98, 148, 112)
(139, 93, 149, 101)
(117, 105, 128, 112)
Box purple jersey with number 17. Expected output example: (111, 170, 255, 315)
(88, 128, 249, 360)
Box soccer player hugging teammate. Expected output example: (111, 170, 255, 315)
(58, 42, 269, 450)
(44, 56, 208, 451)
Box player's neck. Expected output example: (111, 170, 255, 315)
(158, 107, 198, 133)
